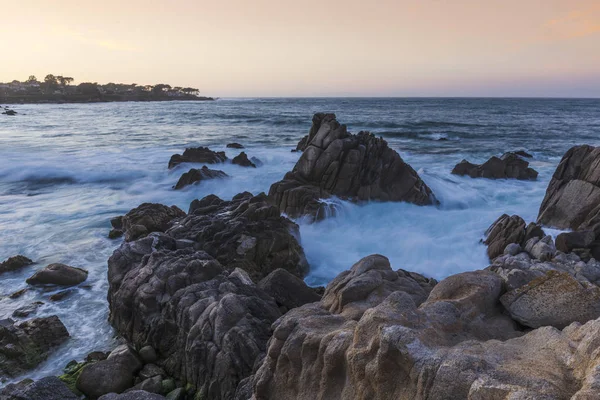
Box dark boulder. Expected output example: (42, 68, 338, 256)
(555, 230, 596, 253)
(0, 316, 69, 378)
(168, 147, 227, 169)
(0, 376, 78, 400)
(537, 145, 600, 230)
(227, 143, 244, 149)
(173, 166, 228, 190)
(232, 152, 256, 168)
(0, 255, 33, 275)
(26, 263, 88, 286)
(269, 113, 436, 220)
(258, 268, 321, 312)
(121, 203, 185, 242)
(452, 152, 538, 180)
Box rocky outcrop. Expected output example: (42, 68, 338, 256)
(173, 166, 228, 190)
(0, 255, 33, 275)
(167, 192, 308, 280)
(26, 263, 88, 286)
(227, 143, 244, 149)
(269, 113, 436, 220)
(108, 244, 282, 400)
(538, 145, 600, 230)
(0, 316, 69, 378)
(452, 152, 538, 180)
(120, 203, 185, 242)
(0, 376, 78, 400)
(483, 214, 545, 259)
(257, 269, 321, 313)
(168, 147, 227, 169)
(232, 152, 256, 168)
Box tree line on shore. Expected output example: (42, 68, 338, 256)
(0, 74, 203, 100)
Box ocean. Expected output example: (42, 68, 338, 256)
(0, 97, 599, 381)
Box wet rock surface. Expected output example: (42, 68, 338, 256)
(452, 152, 538, 180)
(168, 147, 227, 169)
(26, 263, 88, 286)
(268, 113, 436, 220)
(0, 256, 33, 275)
(173, 166, 228, 190)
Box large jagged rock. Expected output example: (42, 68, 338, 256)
(452, 152, 538, 180)
(167, 192, 308, 280)
(0, 255, 33, 275)
(268, 113, 436, 220)
(173, 166, 228, 190)
(538, 145, 600, 230)
(0, 376, 78, 400)
(121, 203, 186, 242)
(108, 240, 282, 400)
(168, 147, 227, 169)
(0, 316, 69, 379)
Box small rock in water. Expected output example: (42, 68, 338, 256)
(452, 152, 538, 180)
(49, 289, 76, 301)
(226, 142, 244, 149)
(26, 263, 88, 286)
(12, 301, 44, 318)
(9, 288, 28, 299)
(173, 165, 228, 190)
(232, 151, 256, 167)
(0, 255, 33, 275)
(168, 146, 227, 169)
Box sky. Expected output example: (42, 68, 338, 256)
(1, 0, 599, 97)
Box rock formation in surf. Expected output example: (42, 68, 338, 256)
(269, 113, 436, 220)
(168, 146, 227, 169)
(173, 165, 228, 190)
(537, 144, 600, 230)
(452, 151, 538, 180)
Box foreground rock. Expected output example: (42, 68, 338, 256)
(173, 166, 228, 190)
(26, 263, 88, 286)
(232, 152, 256, 167)
(538, 144, 600, 230)
(0, 316, 69, 378)
(120, 203, 185, 242)
(452, 152, 538, 180)
(168, 147, 227, 169)
(0, 376, 78, 400)
(483, 214, 545, 259)
(269, 113, 436, 220)
(0, 255, 33, 275)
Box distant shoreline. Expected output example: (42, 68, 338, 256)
(0, 94, 215, 105)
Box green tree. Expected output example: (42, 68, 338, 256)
(26, 75, 38, 83)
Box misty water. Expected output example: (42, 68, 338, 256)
(1, 97, 599, 382)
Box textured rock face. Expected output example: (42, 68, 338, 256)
(121, 203, 186, 242)
(538, 145, 600, 230)
(0, 255, 33, 275)
(242, 254, 600, 400)
(268, 113, 436, 220)
(173, 166, 228, 190)
(168, 147, 227, 169)
(232, 152, 256, 168)
(108, 241, 282, 400)
(26, 263, 88, 286)
(0, 316, 69, 378)
(452, 152, 538, 180)
(0, 376, 78, 400)
(168, 192, 308, 280)
(484, 214, 546, 259)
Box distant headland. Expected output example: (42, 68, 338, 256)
(0, 74, 214, 104)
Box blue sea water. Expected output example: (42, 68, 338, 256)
(0, 97, 599, 382)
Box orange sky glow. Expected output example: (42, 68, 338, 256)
(1, 0, 599, 97)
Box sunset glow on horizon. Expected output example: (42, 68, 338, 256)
(2, 0, 600, 97)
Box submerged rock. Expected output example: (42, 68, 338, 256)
(452, 152, 538, 180)
(232, 152, 256, 167)
(0, 316, 69, 378)
(0, 255, 33, 275)
(538, 144, 600, 230)
(269, 113, 436, 220)
(173, 166, 228, 190)
(168, 147, 227, 169)
(26, 263, 88, 286)
(227, 142, 244, 149)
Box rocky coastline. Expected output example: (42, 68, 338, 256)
(3, 114, 600, 399)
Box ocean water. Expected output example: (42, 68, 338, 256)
(0, 97, 599, 382)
